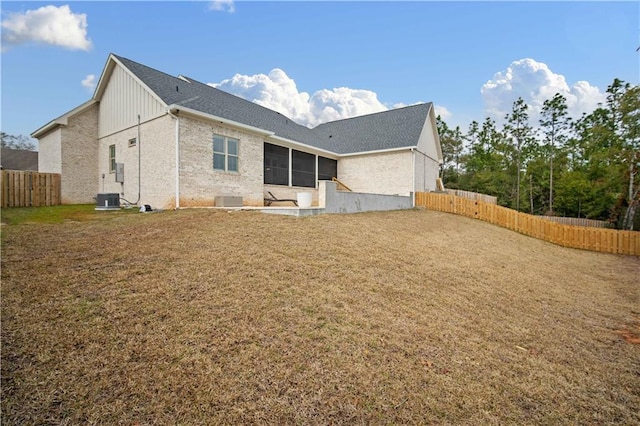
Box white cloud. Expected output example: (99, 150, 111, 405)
(308, 87, 387, 126)
(209, 0, 235, 13)
(481, 58, 605, 123)
(1, 5, 92, 51)
(81, 74, 96, 92)
(434, 104, 452, 120)
(211, 68, 388, 127)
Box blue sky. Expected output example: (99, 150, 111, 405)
(1, 1, 638, 142)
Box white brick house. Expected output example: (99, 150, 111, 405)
(32, 54, 443, 209)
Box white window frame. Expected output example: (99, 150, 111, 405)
(109, 144, 116, 173)
(213, 134, 239, 173)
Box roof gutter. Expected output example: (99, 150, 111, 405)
(166, 105, 425, 161)
(167, 105, 275, 138)
(338, 146, 415, 157)
(30, 120, 66, 139)
(267, 135, 339, 158)
(168, 105, 341, 157)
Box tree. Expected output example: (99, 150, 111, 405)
(436, 115, 451, 182)
(460, 117, 513, 205)
(523, 142, 551, 215)
(504, 98, 534, 211)
(539, 93, 571, 215)
(1, 132, 36, 151)
(563, 108, 621, 221)
(448, 125, 464, 184)
(463, 120, 483, 174)
(435, 78, 638, 228)
(436, 116, 464, 187)
(590, 79, 640, 229)
(617, 84, 640, 229)
(554, 170, 591, 218)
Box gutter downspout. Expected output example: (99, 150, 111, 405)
(168, 109, 180, 209)
(411, 147, 416, 207)
(132, 114, 141, 205)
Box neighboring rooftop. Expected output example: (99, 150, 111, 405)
(113, 55, 433, 155)
(1, 148, 38, 171)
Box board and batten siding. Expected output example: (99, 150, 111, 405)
(414, 111, 441, 192)
(98, 63, 166, 138)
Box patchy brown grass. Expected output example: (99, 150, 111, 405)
(2, 208, 639, 424)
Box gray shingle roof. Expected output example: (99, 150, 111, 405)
(311, 103, 432, 154)
(114, 55, 431, 155)
(1, 148, 38, 171)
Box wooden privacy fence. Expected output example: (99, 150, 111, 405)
(445, 189, 497, 205)
(415, 192, 639, 256)
(1, 170, 61, 208)
(538, 216, 613, 229)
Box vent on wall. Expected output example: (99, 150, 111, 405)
(215, 196, 243, 207)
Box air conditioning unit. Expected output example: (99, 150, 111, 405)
(95, 193, 120, 210)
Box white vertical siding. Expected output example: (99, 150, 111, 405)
(98, 64, 166, 138)
(414, 113, 442, 192)
(416, 114, 440, 164)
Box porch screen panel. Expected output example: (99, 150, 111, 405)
(264, 143, 289, 185)
(318, 156, 337, 181)
(292, 150, 316, 188)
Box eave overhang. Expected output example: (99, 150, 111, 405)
(31, 99, 97, 138)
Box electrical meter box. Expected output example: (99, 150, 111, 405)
(115, 163, 124, 183)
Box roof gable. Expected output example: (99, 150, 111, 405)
(94, 54, 166, 107)
(95, 55, 168, 137)
(110, 56, 321, 146)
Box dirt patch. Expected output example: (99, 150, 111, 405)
(616, 316, 640, 344)
(2, 209, 639, 424)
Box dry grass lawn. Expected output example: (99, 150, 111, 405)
(2, 207, 639, 424)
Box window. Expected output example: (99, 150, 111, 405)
(109, 144, 116, 173)
(264, 143, 289, 185)
(292, 149, 315, 188)
(213, 135, 239, 172)
(318, 156, 337, 181)
(264, 143, 336, 187)
(128, 137, 137, 147)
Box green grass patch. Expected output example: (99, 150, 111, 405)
(0, 204, 137, 225)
